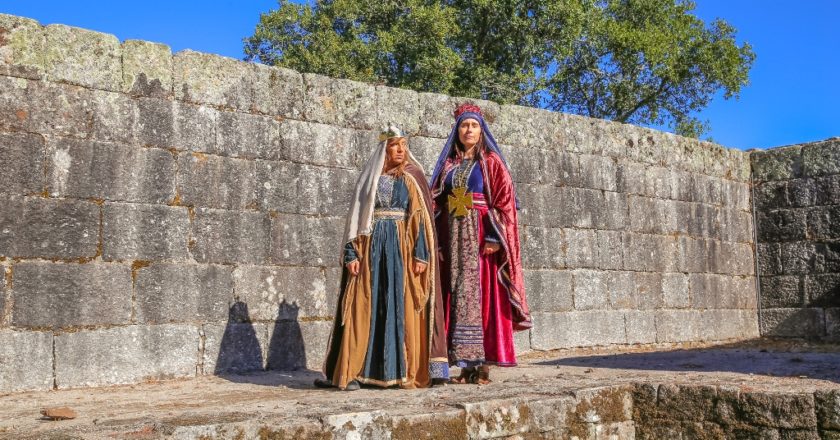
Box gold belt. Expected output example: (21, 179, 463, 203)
(374, 209, 405, 220)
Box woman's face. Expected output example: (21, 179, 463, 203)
(458, 118, 482, 149)
(385, 137, 407, 167)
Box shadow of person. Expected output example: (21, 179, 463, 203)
(214, 300, 264, 376)
(266, 300, 307, 371)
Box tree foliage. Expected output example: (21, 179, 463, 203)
(244, 0, 754, 137)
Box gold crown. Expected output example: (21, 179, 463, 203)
(378, 123, 405, 142)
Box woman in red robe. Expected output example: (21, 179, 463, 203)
(430, 104, 531, 384)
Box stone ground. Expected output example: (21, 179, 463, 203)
(1, 340, 838, 440)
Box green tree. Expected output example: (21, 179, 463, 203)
(244, 0, 754, 137)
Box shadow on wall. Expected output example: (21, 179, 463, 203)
(538, 339, 840, 384)
(214, 300, 319, 387)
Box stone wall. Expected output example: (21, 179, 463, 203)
(752, 139, 840, 340)
(0, 14, 758, 392)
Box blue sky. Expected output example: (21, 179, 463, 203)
(2, 1, 836, 150)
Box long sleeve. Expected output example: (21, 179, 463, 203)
(343, 241, 359, 265)
(413, 225, 429, 262)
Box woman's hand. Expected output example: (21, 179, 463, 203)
(483, 242, 501, 255)
(346, 260, 360, 276)
(413, 260, 427, 275)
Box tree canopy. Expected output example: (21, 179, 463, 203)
(244, 0, 754, 138)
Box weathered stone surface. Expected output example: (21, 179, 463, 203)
(173, 101, 217, 152)
(656, 310, 704, 343)
(804, 274, 840, 307)
(521, 226, 565, 269)
(91, 90, 137, 144)
(174, 50, 257, 110)
(755, 180, 791, 210)
(565, 228, 598, 269)
(460, 398, 530, 439)
(47, 138, 177, 203)
(757, 209, 807, 242)
(608, 271, 636, 309)
(251, 63, 304, 118)
(814, 174, 840, 205)
(0, 77, 94, 138)
(43, 24, 121, 91)
(626, 310, 657, 344)
(780, 242, 819, 275)
(531, 311, 626, 349)
(406, 136, 446, 172)
(635, 272, 663, 309)
(573, 269, 611, 310)
(270, 214, 343, 266)
(375, 85, 421, 135)
(203, 320, 267, 374)
(257, 161, 356, 216)
(758, 242, 783, 276)
(579, 154, 618, 191)
(217, 111, 281, 160)
(690, 273, 732, 309)
(760, 276, 804, 308)
(0, 196, 99, 259)
(816, 390, 840, 430)
(192, 209, 271, 264)
(760, 308, 825, 338)
(55, 324, 198, 388)
(177, 153, 257, 210)
(802, 139, 840, 177)
(0, 330, 53, 392)
(12, 261, 131, 328)
(522, 270, 573, 312)
(0, 14, 46, 79)
(752, 146, 803, 182)
(232, 266, 332, 321)
(676, 236, 709, 274)
(266, 320, 331, 371)
(806, 205, 840, 240)
(629, 196, 678, 235)
(103, 203, 190, 261)
(740, 392, 817, 429)
(122, 40, 172, 96)
(135, 97, 175, 148)
(135, 263, 233, 324)
(276, 119, 360, 168)
(302, 73, 376, 130)
(720, 208, 754, 243)
(418, 92, 500, 138)
(826, 308, 840, 340)
(623, 233, 678, 273)
(596, 230, 625, 270)
(0, 132, 45, 196)
(543, 151, 582, 187)
(504, 145, 543, 184)
(662, 273, 690, 308)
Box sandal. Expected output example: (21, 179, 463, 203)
(473, 366, 492, 385)
(449, 367, 476, 384)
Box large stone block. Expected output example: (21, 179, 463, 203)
(754, 180, 790, 210)
(599, 191, 629, 230)
(623, 233, 678, 273)
(802, 139, 840, 177)
(805, 273, 840, 307)
(91, 90, 137, 144)
(494, 105, 560, 151)
(565, 228, 598, 269)
(134, 97, 175, 148)
(662, 273, 690, 308)
(646, 166, 679, 200)
(814, 174, 840, 205)
(55, 324, 198, 388)
(541, 151, 582, 187)
(616, 159, 647, 196)
(521, 226, 565, 269)
(814, 242, 840, 274)
(266, 320, 332, 371)
(760, 308, 825, 338)
(0, 132, 45, 196)
(578, 154, 617, 191)
(302, 73, 376, 130)
(417, 92, 500, 138)
(375, 85, 421, 135)
(0, 14, 46, 79)
(270, 214, 343, 266)
(806, 205, 840, 241)
(720, 208, 754, 243)
(217, 111, 281, 160)
(531, 310, 626, 349)
(607, 271, 636, 309)
(0, 77, 94, 138)
(760, 275, 805, 308)
(596, 230, 624, 270)
(573, 269, 611, 310)
(0, 196, 99, 259)
(202, 320, 268, 374)
(635, 272, 664, 309)
(174, 50, 258, 111)
(816, 390, 840, 430)
(655, 310, 703, 343)
(11, 261, 131, 328)
(192, 209, 271, 264)
(0, 330, 53, 392)
(629, 196, 678, 235)
(251, 63, 304, 118)
(524, 270, 574, 313)
(232, 265, 333, 321)
(43, 24, 121, 91)
(757, 209, 807, 242)
(758, 242, 783, 276)
(276, 119, 360, 168)
(690, 273, 735, 310)
(47, 138, 177, 203)
(504, 145, 543, 184)
(103, 203, 190, 261)
(406, 136, 445, 172)
(122, 39, 172, 96)
(258, 160, 356, 216)
(625, 310, 657, 344)
(135, 263, 233, 323)
(177, 153, 257, 210)
(751, 146, 803, 182)
(780, 241, 818, 275)
(173, 101, 218, 152)
(739, 391, 818, 429)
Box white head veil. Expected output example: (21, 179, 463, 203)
(342, 123, 425, 244)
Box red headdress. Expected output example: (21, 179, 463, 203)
(453, 103, 483, 120)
